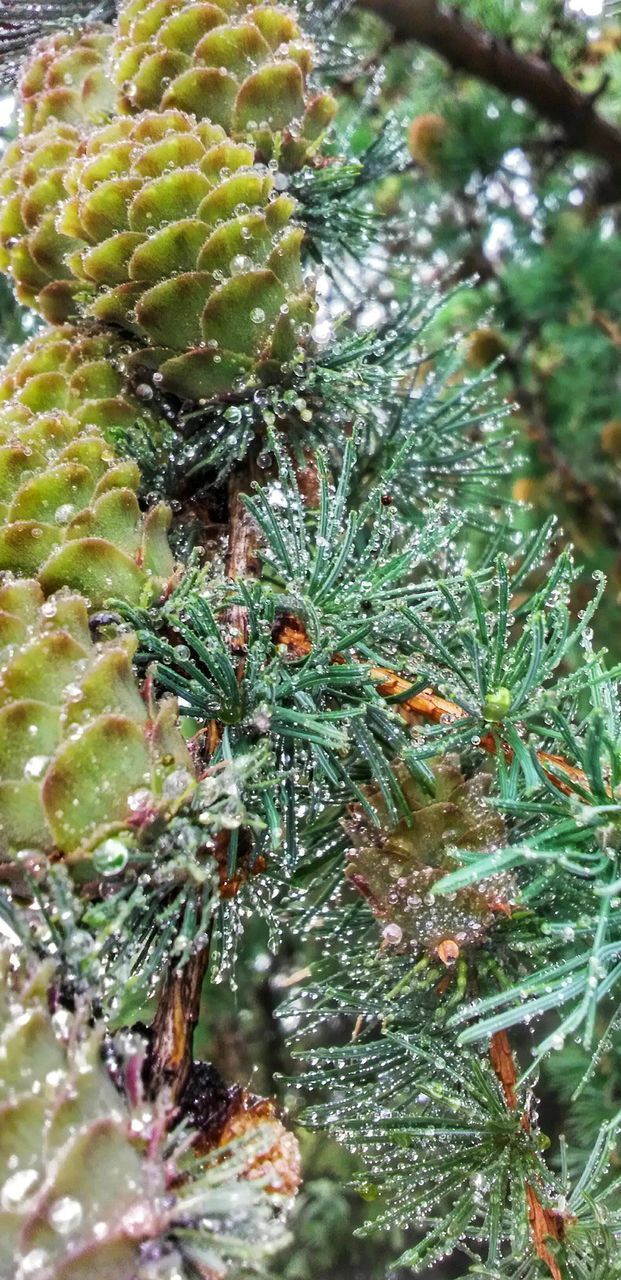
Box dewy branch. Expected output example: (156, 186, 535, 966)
(357, 0, 621, 200)
(148, 449, 260, 1103)
(274, 618, 588, 795)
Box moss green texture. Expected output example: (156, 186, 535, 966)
(112, 0, 336, 168)
(0, 123, 84, 321)
(0, 324, 191, 874)
(19, 1, 335, 168)
(19, 25, 115, 132)
(62, 108, 315, 400)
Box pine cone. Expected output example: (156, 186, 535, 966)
(0, 327, 173, 603)
(0, 948, 296, 1279)
(19, 25, 115, 132)
(344, 756, 512, 962)
(0, 576, 192, 871)
(467, 326, 507, 369)
(407, 112, 448, 170)
(2, 0, 334, 394)
(112, 0, 336, 171)
(58, 108, 314, 400)
(0, 123, 85, 321)
(0, 948, 169, 1279)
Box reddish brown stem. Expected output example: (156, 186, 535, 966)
(148, 941, 212, 1102)
(275, 617, 588, 796)
(148, 449, 260, 1104)
(489, 1031, 568, 1280)
(225, 443, 261, 674)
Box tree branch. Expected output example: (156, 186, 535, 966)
(275, 616, 588, 795)
(357, 0, 621, 199)
(147, 448, 260, 1105)
(489, 1031, 566, 1280)
(147, 936, 212, 1102)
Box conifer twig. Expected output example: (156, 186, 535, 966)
(148, 450, 260, 1104)
(489, 1031, 567, 1280)
(357, 0, 621, 200)
(274, 618, 588, 795)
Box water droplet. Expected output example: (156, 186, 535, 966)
(2, 1169, 39, 1209)
(92, 837, 129, 876)
(382, 922, 403, 945)
(49, 1196, 83, 1235)
(162, 768, 193, 800)
(18, 1248, 49, 1278)
(230, 253, 254, 275)
(23, 755, 49, 780)
(54, 503, 75, 526)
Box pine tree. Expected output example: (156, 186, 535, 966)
(1, 2, 621, 1279)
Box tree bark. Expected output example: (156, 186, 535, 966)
(357, 0, 621, 198)
(148, 942, 211, 1102)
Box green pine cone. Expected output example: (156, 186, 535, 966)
(0, 123, 86, 322)
(0, 948, 296, 1279)
(0, 577, 193, 873)
(59, 108, 315, 400)
(113, 0, 336, 171)
(0, 948, 170, 1279)
(0, 326, 174, 603)
(19, 25, 115, 133)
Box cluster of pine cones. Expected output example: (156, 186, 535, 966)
(0, 1, 334, 1273)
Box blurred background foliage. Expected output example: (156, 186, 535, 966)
(351, 0, 621, 657)
(3, 1, 621, 1274)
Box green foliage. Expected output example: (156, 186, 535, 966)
(361, 0, 621, 651)
(296, 1029, 621, 1277)
(3, 1, 621, 1279)
(0, 3, 113, 87)
(121, 433, 450, 856)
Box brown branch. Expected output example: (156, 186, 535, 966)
(225, 443, 261, 671)
(357, 0, 621, 200)
(148, 936, 212, 1102)
(148, 449, 260, 1104)
(489, 1029, 519, 1111)
(526, 1185, 566, 1280)
(275, 617, 588, 795)
(488, 1031, 569, 1280)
